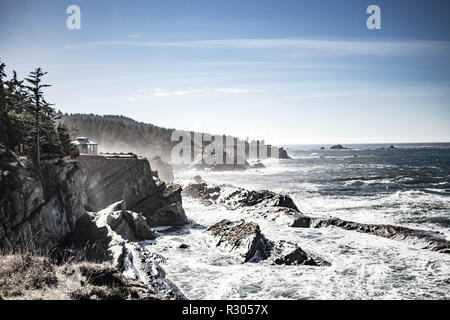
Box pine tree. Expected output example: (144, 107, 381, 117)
(25, 68, 50, 168)
(0, 62, 9, 151)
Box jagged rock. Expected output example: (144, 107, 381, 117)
(207, 219, 329, 266)
(53, 204, 186, 299)
(207, 219, 272, 263)
(193, 175, 203, 183)
(0, 155, 87, 253)
(190, 150, 250, 172)
(291, 215, 313, 228)
(278, 147, 291, 159)
(313, 217, 450, 254)
(250, 161, 266, 169)
(269, 240, 330, 266)
(182, 183, 221, 205)
(150, 155, 174, 183)
(330, 144, 345, 149)
(78, 155, 187, 227)
(95, 202, 157, 242)
(183, 182, 308, 226)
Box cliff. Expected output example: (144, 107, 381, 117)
(0, 152, 188, 299)
(0, 155, 86, 253)
(78, 154, 186, 227)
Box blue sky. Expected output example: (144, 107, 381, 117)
(1, 0, 449, 144)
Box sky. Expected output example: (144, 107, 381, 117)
(1, 0, 449, 145)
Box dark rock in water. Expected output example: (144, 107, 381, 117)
(269, 240, 330, 266)
(330, 144, 345, 150)
(250, 161, 266, 169)
(388, 145, 396, 149)
(182, 183, 221, 205)
(207, 219, 329, 266)
(193, 175, 204, 183)
(190, 149, 250, 171)
(150, 155, 174, 183)
(183, 182, 308, 227)
(320, 147, 325, 150)
(278, 147, 291, 159)
(179, 243, 189, 249)
(207, 219, 272, 263)
(220, 188, 299, 212)
(291, 215, 313, 228)
(313, 217, 450, 254)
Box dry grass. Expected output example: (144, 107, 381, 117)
(0, 254, 158, 300)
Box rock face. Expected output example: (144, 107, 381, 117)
(0, 156, 87, 253)
(150, 155, 174, 183)
(207, 219, 329, 266)
(78, 155, 187, 227)
(311, 217, 450, 254)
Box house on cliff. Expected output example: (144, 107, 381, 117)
(71, 137, 98, 155)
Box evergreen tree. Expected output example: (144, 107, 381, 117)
(25, 68, 50, 168)
(0, 62, 8, 151)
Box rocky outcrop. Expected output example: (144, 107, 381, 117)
(310, 217, 450, 254)
(183, 183, 221, 206)
(207, 219, 329, 266)
(54, 202, 186, 299)
(330, 144, 345, 149)
(78, 155, 187, 227)
(1, 153, 187, 299)
(278, 147, 291, 159)
(268, 240, 330, 266)
(190, 149, 250, 172)
(150, 156, 174, 183)
(0, 156, 87, 253)
(183, 182, 308, 227)
(207, 219, 272, 263)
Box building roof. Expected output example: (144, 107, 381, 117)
(71, 137, 98, 145)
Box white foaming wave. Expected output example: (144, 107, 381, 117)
(149, 197, 450, 300)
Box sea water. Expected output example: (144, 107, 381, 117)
(147, 143, 450, 299)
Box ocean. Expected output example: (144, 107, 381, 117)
(147, 143, 450, 299)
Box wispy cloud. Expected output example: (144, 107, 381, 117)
(216, 88, 263, 94)
(126, 87, 262, 100)
(126, 33, 144, 39)
(65, 38, 450, 56)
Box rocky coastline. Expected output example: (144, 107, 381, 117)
(1, 151, 449, 300)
